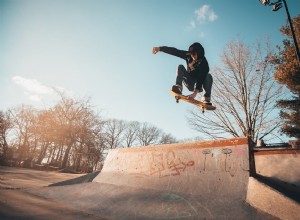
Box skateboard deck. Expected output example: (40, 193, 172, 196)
(169, 90, 216, 113)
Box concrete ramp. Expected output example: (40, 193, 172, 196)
(29, 137, 275, 219)
(87, 137, 271, 219)
(94, 137, 250, 196)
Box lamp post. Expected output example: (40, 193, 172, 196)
(259, 0, 300, 61)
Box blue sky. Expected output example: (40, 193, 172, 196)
(0, 0, 299, 140)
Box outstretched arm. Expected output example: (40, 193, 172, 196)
(152, 46, 187, 59)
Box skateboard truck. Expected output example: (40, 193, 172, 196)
(201, 106, 205, 113)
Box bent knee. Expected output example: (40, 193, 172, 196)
(177, 64, 185, 71)
(206, 73, 213, 80)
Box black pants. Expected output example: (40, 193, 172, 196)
(176, 65, 213, 98)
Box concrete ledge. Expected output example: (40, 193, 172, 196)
(116, 137, 248, 152)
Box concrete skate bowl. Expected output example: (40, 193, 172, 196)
(29, 137, 299, 219)
(255, 149, 300, 190)
(247, 149, 300, 219)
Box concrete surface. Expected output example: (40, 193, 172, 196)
(255, 151, 300, 188)
(247, 177, 300, 220)
(29, 137, 276, 219)
(0, 166, 108, 220)
(0, 166, 84, 189)
(1, 137, 299, 219)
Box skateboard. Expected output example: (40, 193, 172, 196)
(169, 90, 216, 113)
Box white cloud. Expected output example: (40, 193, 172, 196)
(12, 75, 71, 103)
(12, 76, 53, 95)
(195, 5, 218, 23)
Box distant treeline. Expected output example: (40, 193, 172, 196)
(0, 95, 189, 173)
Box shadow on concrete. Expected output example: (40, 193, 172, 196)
(49, 171, 100, 187)
(254, 174, 300, 204)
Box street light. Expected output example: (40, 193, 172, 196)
(259, 0, 300, 61)
(259, 0, 270, 5)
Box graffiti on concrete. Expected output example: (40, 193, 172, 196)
(201, 148, 234, 173)
(150, 151, 195, 178)
(202, 149, 211, 171)
(131, 150, 195, 178)
(222, 148, 232, 172)
(128, 146, 246, 178)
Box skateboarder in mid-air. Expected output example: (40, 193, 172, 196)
(152, 42, 213, 105)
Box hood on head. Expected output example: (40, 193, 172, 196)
(189, 42, 205, 58)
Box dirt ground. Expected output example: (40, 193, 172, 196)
(0, 166, 108, 220)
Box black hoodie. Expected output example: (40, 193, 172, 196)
(159, 44, 209, 92)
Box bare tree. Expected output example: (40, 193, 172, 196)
(188, 39, 286, 142)
(0, 111, 13, 163)
(9, 105, 38, 164)
(53, 95, 104, 169)
(137, 122, 161, 146)
(104, 119, 126, 149)
(34, 95, 106, 171)
(123, 121, 140, 147)
(159, 133, 177, 144)
(71, 105, 105, 172)
(34, 109, 57, 164)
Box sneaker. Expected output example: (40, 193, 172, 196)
(172, 85, 182, 95)
(203, 101, 212, 106)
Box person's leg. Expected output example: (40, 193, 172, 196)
(183, 74, 196, 92)
(201, 73, 213, 103)
(172, 65, 188, 94)
(176, 65, 197, 92)
(175, 65, 186, 87)
(174, 65, 199, 93)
